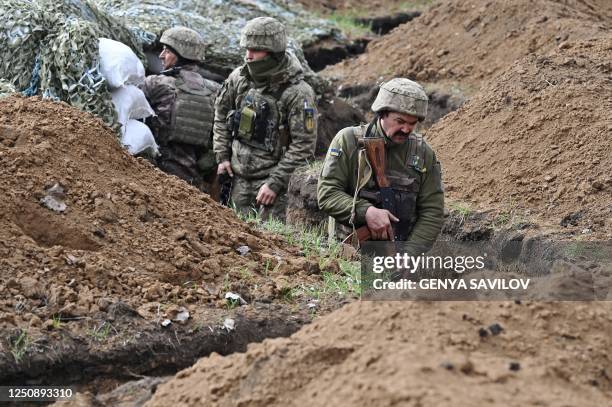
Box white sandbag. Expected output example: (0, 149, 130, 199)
(112, 85, 155, 129)
(122, 119, 159, 156)
(99, 38, 145, 89)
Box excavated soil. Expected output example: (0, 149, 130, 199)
(426, 37, 612, 235)
(323, 0, 612, 91)
(148, 300, 612, 406)
(0, 96, 330, 383)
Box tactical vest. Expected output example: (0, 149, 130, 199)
(357, 126, 427, 241)
(163, 69, 217, 148)
(228, 84, 290, 159)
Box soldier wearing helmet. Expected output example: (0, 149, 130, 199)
(317, 78, 444, 246)
(142, 26, 220, 192)
(213, 17, 317, 219)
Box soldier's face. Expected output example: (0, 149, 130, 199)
(160, 46, 178, 70)
(245, 49, 269, 62)
(381, 112, 419, 144)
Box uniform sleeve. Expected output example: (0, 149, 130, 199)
(265, 85, 317, 194)
(409, 149, 445, 245)
(212, 73, 237, 163)
(317, 132, 372, 227)
(142, 76, 175, 128)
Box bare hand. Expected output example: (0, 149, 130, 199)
(217, 160, 233, 177)
(256, 183, 277, 206)
(365, 206, 399, 241)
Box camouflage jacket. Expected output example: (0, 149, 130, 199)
(213, 53, 317, 194)
(317, 120, 445, 245)
(142, 64, 220, 148)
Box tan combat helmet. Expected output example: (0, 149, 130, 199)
(160, 26, 206, 62)
(371, 78, 428, 121)
(239, 17, 287, 53)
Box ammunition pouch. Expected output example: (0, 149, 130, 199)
(227, 86, 290, 156)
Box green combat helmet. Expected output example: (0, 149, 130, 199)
(371, 78, 428, 121)
(160, 26, 206, 62)
(239, 17, 287, 53)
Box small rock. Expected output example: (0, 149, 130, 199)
(307, 302, 317, 309)
(236, 245, 251, 256)
(161, 319, 172, 327)
(488, 323, 504, 336)
(478, 328, 488, 337)
(223, 318, 235, 331)
(581, 228, 592, 235)
(173, 230, 187, 241)
(174, 309, 190, 324)
(441, 362, 454, 370)
(509, 362, 521, 371)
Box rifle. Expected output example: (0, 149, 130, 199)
(352, 129, 398, 243)
(210, 172, 232, 204)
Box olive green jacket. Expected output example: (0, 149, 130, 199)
(212, 53, 317, 194)
(317, 120, 444, 244)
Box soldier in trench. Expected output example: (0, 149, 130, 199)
(142, 26, 220, 193)
(213, 17, 318, 220)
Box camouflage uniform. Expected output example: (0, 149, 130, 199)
(318, 78, 444, 247)
(142, 27, 220, 191)
(213, 17, 317, 219)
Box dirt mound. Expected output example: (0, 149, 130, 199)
(323, 0, 612, 90)
(0, 96, 318, 332)
(426, 37, 612, 234)
(148, 300, 612, 406)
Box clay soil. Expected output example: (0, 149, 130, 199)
(427, 36, 612, 235)
(148, 300, 612, 406)
(323, 0, 612, 91)
(142, 1, 612, 406)
(0, 96, 333, 383)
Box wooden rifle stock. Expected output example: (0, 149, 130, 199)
(363, 137, 390, 188)
(350, 136, 394, 244)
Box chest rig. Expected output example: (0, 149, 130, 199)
(229, 83, 290, 156)
(165, 69, 216, 147)
(357, 124, 427, 241)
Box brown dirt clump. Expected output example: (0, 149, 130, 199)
(147, 300, 612, 406)
(426, 37, 612, 234)
(0, 96, 319, 334)
(323, 0, 612, 91)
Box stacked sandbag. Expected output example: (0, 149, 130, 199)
(0, 0, 144, 130)
(99, 38, 158, 156)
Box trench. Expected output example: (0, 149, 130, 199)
(0, 305, 309, 406)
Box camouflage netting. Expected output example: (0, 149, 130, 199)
(0, 79, 16, 98)
(94, 0, 336, 91)
(0, 0, 144, 130)
(1, 0, 337, 132)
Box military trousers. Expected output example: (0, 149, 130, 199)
(230, 176, 287, 221)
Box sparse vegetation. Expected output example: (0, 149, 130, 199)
(52, 314, 62, 330)
(326, 12, 372, 37)
(89, 322, 112, 342)
(10, 330, 32, 364)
